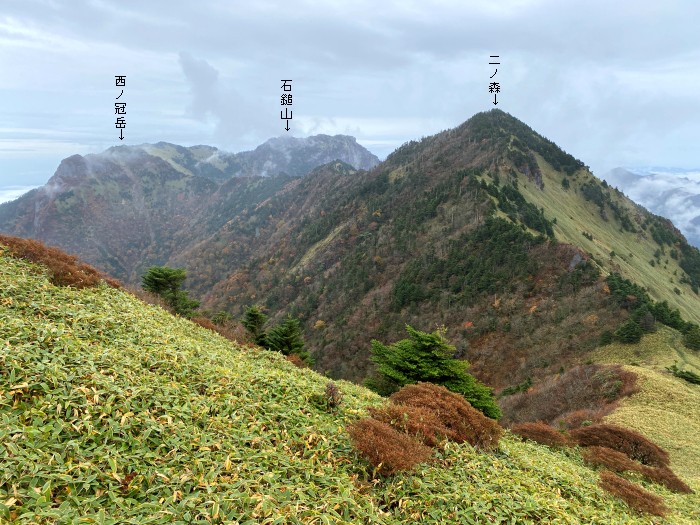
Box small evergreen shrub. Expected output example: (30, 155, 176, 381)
(369, 325, 501, 419)
(499, 377, 532, 397)
(571, 424, 670, 468)
(142, 266, 199, 317)
(347, 418, 432, 476)
(599, 330, 614, 345)
(242, 305, 269, 346)
(683, 325, 700, 350)
(666, 364, 700, 384)
(510, 421, 569, 448)
(389, 382, 502, 450)
(598, 470, 668, 517)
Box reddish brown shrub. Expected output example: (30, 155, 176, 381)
(389, 382, 502, 450)
(582, 446, 693, 494)
(510, 421, 570, 448)
(212, 320, 251, 344)
(582, 446, 643, 474)
(286, 354, 308, 368)
(555, 408, 606, 430)
(0, 234, 121, 289)
(368, 404, 448, 448)
(640, 466, 694, 494)
(499, 364, 638, 426)
(571, 424, 670, 468)
(347, 417, 432, 475)
(189, 316, 252, 345)
(598, 470, 668, 517)
(191, 317, 218, 331)
(129, 287, 172, 312)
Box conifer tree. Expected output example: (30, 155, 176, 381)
(683, 325, 700, 351)
(266, 315, 310, 363)
(369, 325, 501, 419)
(141, 266, 199, 317)
(615, 319, 643, 344)
(242, 305, 269, 346)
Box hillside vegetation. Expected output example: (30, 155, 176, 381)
(1, 244, 699, 523)
(513, 155, 700, 325)
(2, 111, 700, 400)
(589, 327, 700, 484)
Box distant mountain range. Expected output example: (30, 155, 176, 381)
(0, 134, 379, 283)
(603, 167, 700, 249)
(2, 110, 700, 393)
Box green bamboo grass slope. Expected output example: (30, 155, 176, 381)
(1, 248, 698, 524)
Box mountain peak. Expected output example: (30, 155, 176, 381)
(249, 134, 379, 173)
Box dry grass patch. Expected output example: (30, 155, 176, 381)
(640, 466, 694, 494)
(583, 445, 641, 473)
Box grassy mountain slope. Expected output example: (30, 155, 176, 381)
(513, 156, 700, 325)
(589, 327, 700, 483)
(2, 246, 698, 523)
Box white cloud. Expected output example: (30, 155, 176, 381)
(605, 168, 700, 248)
(0, 186, 38, 204)
(1, 1, 700, 188)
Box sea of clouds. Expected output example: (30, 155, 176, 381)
(604, 168, 700, 249)
(0, 186, 38, 205)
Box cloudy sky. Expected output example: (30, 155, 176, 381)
(2, 0, 700, 203)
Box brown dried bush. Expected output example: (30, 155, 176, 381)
(324, 382, 343, 409)
(583, 446, 693, 494)
(555, 408, 607, 430)
(347, 417, 432, 476)
(212, 320, 252, 344)
(640, 466, 694, 494)
(0, 234, 121, 289)
(191, 317, 218, 331)
(510, 421, 570, 448)
(286, 354, 308, 368)
(389, 382, 502, 450)
(129, 287, 172, 312)
(571, 424, 670, 468)
(368, 404, 448, 447)
(582, 445, 642, 474)
(499, 364, 638, 426)
(598, 470, 668, 517)
(190, 316, 252, 345)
